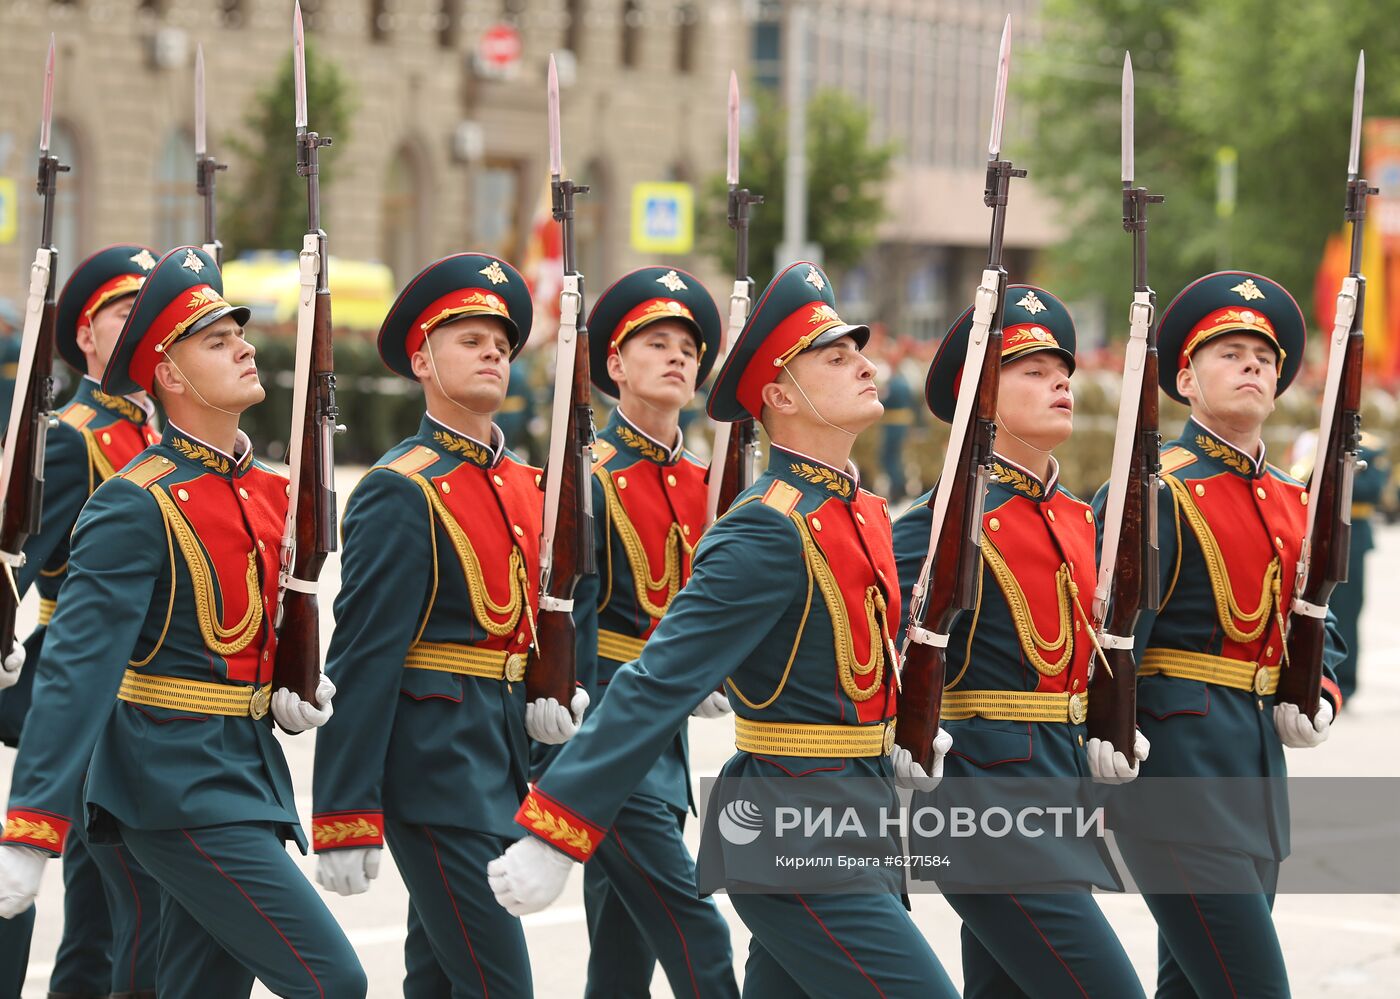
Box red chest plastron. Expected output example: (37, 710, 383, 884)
(94, 420, 161, 471)
(430, 457, 542, 654)
(604, 458, 706, 636)
(982, 492, 1097, 692)
(804, 491, 899, 723)
(1174, 470, 1306, 665)
(171, 466, 287, 683)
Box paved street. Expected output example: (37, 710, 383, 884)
(6, 474, 1398, 997)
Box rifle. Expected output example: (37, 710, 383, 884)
(1088, 53, 1165, 755)
(1278, 52, 1372, 719)
(706, 70, 763, 526)
(528, 54, 596, 706)
(272, 0, 340, 705)
(897, 17, 1023, 771)
(0, 36, 67, 660)
(194, 44, 228, 267)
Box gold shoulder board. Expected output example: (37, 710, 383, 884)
(379, 446, 439, 478)
(761, 480, 802, 516)
(59, 404, 96, 430)
(592, 440, 618, 472)
(119, 455, 177, 490)
(1160, 446, 1197, 476)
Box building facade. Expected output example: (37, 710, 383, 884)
(0, 0, 742, 305)
(750, 0, 1062, 340)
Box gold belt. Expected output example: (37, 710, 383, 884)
(597, 628, 647, 664)
(405, 641, 526, 683)
(118, 670, 273, 719)
(942, 689, 1089, 724)
(734, 717, 896, 758)
(38, 598, 56, 627)
(1140, 648, 1278, 696)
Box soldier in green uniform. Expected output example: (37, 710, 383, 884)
(0, 245, 166, 999)
(877, 333, 916, 502)
(311, 253, 586, 998)
(0, 245, 366, 999)
(893, 286, 1145, 998)
(489, 261, 958, 999)
(1097, 271, 1345, 998)
(551, 265, 737, 998)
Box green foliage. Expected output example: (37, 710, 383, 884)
(1020, 0, 1400, 322)
(221, 45, 353, 261)
(699, 88, 896, 290)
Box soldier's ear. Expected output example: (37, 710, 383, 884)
(74, 319, 96, 355)
(1175, 364, 1195, 402)
(153, 359, 184, 398)
(409, 349, 432, 382)
(760, 379, 796, 415)
(606, 351, 626, 386)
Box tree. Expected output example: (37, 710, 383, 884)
(699, 88, 895, 292)
(221, 45, 353, 261)
(1020, 0, 1400, 324)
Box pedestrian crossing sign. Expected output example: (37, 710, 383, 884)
(630, 182, 694, 255)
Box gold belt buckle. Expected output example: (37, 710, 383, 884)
(250, 685, 272, 720)
(505, 653, 527, 683)
(1067, 692, 1087, 725)
(1253, 668, 1271, 696)
(882, 721, 897, 756)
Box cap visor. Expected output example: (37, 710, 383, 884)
(809, 323, 870, 351)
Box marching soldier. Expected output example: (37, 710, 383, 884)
(553, 265, 737, 998)
(0, 245, 365, 999)
(1100, 271, 1345, 997)
(311, 253, 585, 998)
(893, 286, 1145, 997)
(489, 262, 958, 999)
(0, 245, 165, 999)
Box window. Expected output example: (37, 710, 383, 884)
(155, 129, 200, 251)
(575, 158, 610, 284)
(503, 0, 527, 25)
(218, 0, 245, 28)
(473, 161, 523, 259)
(676, 2, 699, 75)
(438, 0, 460, 49)
(565, 0, 584, 58)
(621, 0, 641, 69)
(370, 0, 390, 43)
(381, 145, 429, 285)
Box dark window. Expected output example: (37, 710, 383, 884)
(565, 0, 584, 57)
(218, 0, 245, 28)
(370, 0, 390, 43)
(438, 0, 460, 49)
(621, 0, 642, 69)
(677, 1, 699, 75)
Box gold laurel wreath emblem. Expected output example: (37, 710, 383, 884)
(313, 819, 380, 846)
(522, 797, 594, 856)
(789, 462, 853, 498)
(3, 817, 60, 845)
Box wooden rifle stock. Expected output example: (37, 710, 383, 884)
(716, 418, 757, 514)
(897, 284, 1004, 771)
(527, 304, 594, 705)
(1278, 319, 1363, 716)
(271, 277, 338, 702)
(1088, 177, 1164, 755)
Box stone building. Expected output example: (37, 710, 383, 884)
(0, 0, 743, 304)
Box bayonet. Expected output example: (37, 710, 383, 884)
(1280, 50, 1375, 719)
(707, 70, 763, 525)
(531, 53, 595, 706)
(0, 37, 67, 658)
(272, 0, 340, 708)
(194, 43, 228, 265)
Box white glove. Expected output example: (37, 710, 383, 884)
(526, 687, 590, 745)
(0, 641, 24, 690)
(271, 672, 336, 734)
(891, 727, 953, 792)
(691, 690, 732, 719)
(0, 844, 47, 919)
(315, 847, 381, 897)
(1087, 729, 1151, 785)
(1275, 698, 1334, 749)
(487, 835, 575, 916)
